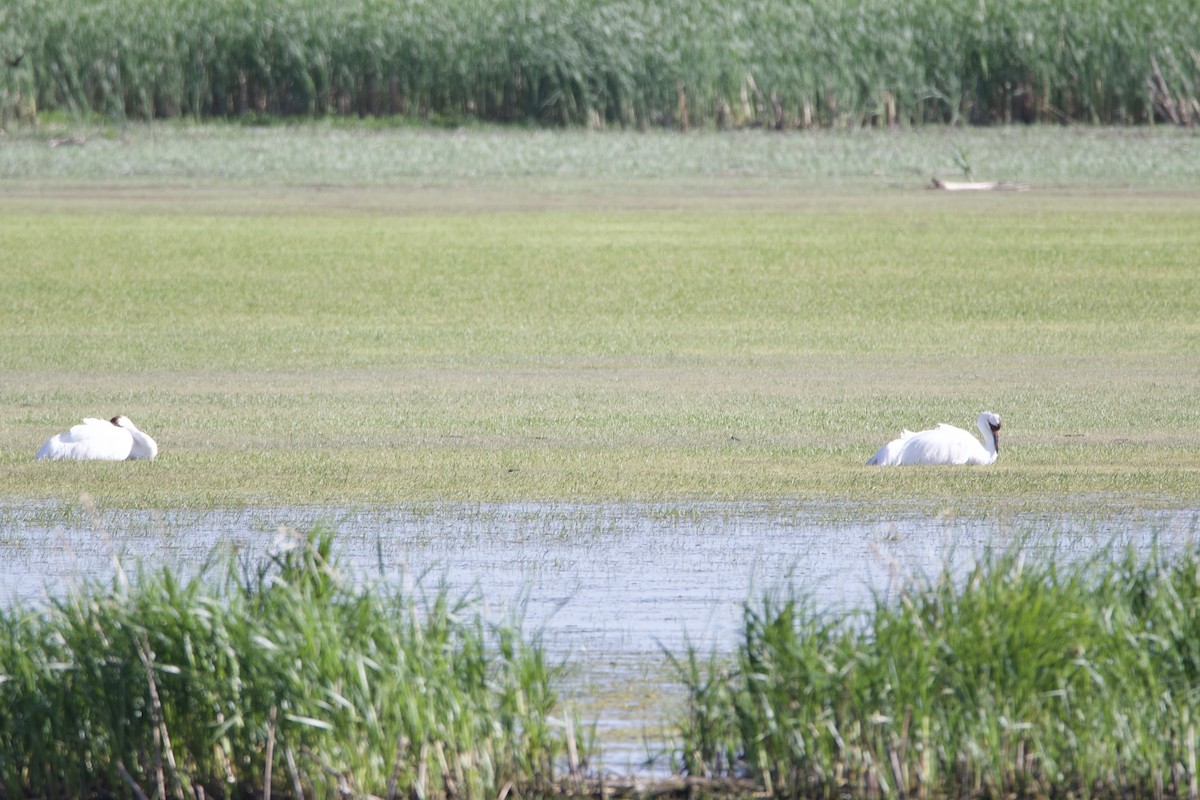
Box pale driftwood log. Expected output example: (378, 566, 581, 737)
(930, 177, 1030, 192)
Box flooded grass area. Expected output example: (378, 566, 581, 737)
(3, 125, 1200, 190)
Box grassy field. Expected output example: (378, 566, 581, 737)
(1, 124, 1198, 512)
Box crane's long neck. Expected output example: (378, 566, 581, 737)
(128, 430, 158, 460)
(981, 424, 1000, 458)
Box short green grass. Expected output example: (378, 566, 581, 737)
(1, 125, 1198, 512)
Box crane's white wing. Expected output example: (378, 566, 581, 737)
(36, 419, 133, 461)
(866, 429, 914, 466)
(897, 423, 992, 466)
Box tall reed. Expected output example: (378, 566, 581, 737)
(3, 0, 1197, 127)
(677, 543, 1200, 798)
(0, 528, 579, 799)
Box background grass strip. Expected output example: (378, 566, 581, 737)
(2, 0, 1199, 128)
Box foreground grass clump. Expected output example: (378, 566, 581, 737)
(677, 545, 1200, 799)
(0, 529, 577, 800)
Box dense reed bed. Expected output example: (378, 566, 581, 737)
(0, 528, 579, 800)
(676, 544, 1200, 799)
(2, 0, 1197, 128)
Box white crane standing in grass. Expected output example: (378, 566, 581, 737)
(36, 416, 159, 461)
(868, 411, 1001, 466)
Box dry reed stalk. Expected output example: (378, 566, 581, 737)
(285, 746, 305, 800)
(386, 734, 409, 800)
(117, 761, 151, 800)
(889, 749, 904, 797)
(134, 628, 186, 800)
(264, 706, 277, 800)
(1189, 724, 1197, 800)
(416, 742, 429, 799)
(566, 709, 580, 780)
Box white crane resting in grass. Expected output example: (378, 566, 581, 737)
(36, 416, 159, 461)
(868, 412, 1001, 466)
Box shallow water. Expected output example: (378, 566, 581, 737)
(4, 502, 1197, 650)
(2, 501, 1197, 772)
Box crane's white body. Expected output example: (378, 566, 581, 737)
(867, 429, 915, 466)
(36, 416, 158, 461)
(868, 412, 1001, 466)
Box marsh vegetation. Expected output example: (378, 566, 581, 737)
(0, 529, 579, 800)
(2, 0, 1198, 127)
(677, 544, 1200, 799)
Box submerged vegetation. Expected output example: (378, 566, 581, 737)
(2, 0, 1198, 128)
(677, 545, 1200, 799)
(0, 529, 578, 800)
